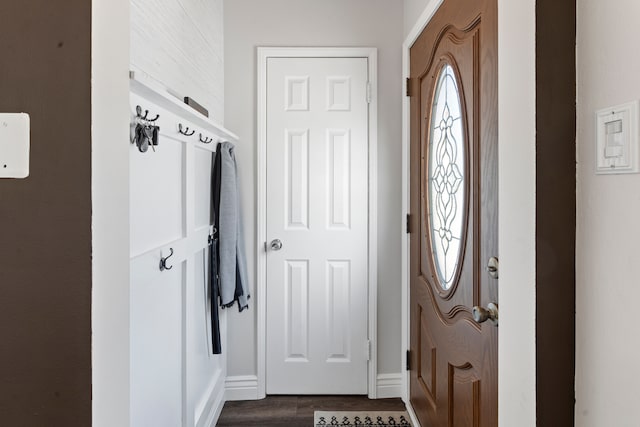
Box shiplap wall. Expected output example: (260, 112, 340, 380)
(131, 0, 224, 121)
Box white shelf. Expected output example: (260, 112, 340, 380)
(129, 71, 238, 143)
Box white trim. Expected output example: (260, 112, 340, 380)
(194, 370, 226, 427)
(129, 70, 239, 142)
(257, 47, 268, 400)
(257, 46, 378, 399)
(225, 375, 260, 401)
(367, 48, 379, 400)
(404, 0, 446, 53)
(497, 1, 537, 424)
(91, 0, 131, 426)
(405, 399, 423, 427)
(401, 0, 445, 404)
(375, 373, 403, 399)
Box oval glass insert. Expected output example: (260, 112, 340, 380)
(427, 64, 466, 290)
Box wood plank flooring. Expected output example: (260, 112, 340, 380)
(217, 395, 406, 426)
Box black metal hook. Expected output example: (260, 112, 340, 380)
(133, 106, 161, 153)
(159, 248, 174, 271)
(135, 105, 160, 124)
(178, 123, 196, 136)
(199, 133, 214, 144)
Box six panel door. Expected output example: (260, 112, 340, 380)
(265, 57, 370, 394)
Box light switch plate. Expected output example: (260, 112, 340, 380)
(0, 113, 30, 178)
(595, 101, 639, 174)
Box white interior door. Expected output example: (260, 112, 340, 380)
(266, 57, 370, 394)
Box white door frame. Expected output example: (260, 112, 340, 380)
(402, 1, 538, 426)
(257, 47, 378, 398)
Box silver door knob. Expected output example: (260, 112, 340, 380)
(472, 302, 499, 326)
(270, 239, 283, 251)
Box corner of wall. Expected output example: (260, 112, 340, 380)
(497, 0, 537, 425)
(92, 0, 132, 425)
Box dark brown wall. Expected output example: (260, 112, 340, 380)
(0, 1, 92, 425)
(536, 0, 577, 425)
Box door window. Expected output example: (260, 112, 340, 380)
(427, 63, 466, 290)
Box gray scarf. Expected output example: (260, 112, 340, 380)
(217, 142, 250, 311)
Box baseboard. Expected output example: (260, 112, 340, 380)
(405, 399, 422, 427)
(224, 373, 399, 401)
(376, 373, 402, 399)
(195, 369, 226, 427)
(225, 375, 260, 401)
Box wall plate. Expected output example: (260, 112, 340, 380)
(0, 113, 30, 178)
(595, 101, 639, 174)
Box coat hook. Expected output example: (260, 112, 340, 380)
(199, 133, 213, 144)
(134, 105, 161, 125)
(178, 123, 196, 136)
(159, 248, 174, 271)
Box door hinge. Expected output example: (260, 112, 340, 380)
(366, 340, 371, 361)
(366, 82, 372, 104)
(405, 77, 412, 97)
(406, 350, 411, 371)
(406, 214, 411, 234)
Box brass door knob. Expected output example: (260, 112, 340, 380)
(472, 302, 499, 326)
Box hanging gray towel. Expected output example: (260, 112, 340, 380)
(216, 141, 250, 311)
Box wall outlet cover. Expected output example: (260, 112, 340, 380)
(0, 113, 30, 179)
(595, 101, 639, 175)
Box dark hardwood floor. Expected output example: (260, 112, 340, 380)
(217, 395, 407, 426)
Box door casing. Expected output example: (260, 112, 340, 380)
(257, 47, 379, 398)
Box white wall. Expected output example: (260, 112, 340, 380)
(224, 0, 404, 380)
(576, 0, 640, 425)
(497, 0, 537, 425)
(92, 0, 131, 425)
(403, 0, 431, 37)
(131, 0, 224, 121)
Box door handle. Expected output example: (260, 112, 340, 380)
(486, 256, 499, 279)
(472, 302, 498, 326)
(270, 239, 283, 251)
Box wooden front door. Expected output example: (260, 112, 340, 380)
(408, 0, 498, 425)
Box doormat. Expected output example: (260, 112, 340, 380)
(314, 411, 411, 426)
